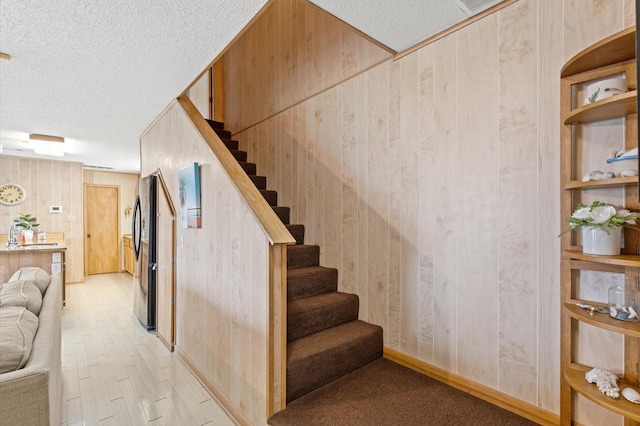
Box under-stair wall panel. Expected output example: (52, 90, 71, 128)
(224, 0, 636, 419)
(139, 101, 272, 425)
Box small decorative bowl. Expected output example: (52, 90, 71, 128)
(585, 78, 628, 104)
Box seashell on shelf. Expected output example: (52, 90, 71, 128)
(585, 368, 620, 398)
(622, 387, 640, 404)
(621, 169, 639, 177)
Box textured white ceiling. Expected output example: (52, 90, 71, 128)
(0, 0, 502, 173)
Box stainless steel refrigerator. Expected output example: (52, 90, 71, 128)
(132, 174, 157, 330)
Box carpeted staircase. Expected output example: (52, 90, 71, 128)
(206, 119, 383, 403)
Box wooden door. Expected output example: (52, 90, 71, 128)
(156, 177, 175, 351)
(85, 185, 120, 275)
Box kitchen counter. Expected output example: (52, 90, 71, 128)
(0, 242, 67, 253)
(0, 235, 67, 304)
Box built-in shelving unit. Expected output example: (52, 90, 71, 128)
(560, 26, 640, 425)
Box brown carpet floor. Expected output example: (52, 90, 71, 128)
(269, 358, 539, 426)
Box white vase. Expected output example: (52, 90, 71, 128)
(581, 227, 622, 255)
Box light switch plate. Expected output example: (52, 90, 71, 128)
(52, 252, 61, 263)
(51, 263, 61, 274)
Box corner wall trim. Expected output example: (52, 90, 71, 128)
(383, 347, 559, 426)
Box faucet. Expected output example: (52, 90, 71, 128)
(7, 224, 19, 248)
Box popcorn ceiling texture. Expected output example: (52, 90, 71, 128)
(309, 0, 502, 51)
(0, 0, 268, 172)
(0, 0, 501, 173)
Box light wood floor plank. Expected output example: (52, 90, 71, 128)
(88, 364, 115, 420)
(62, 273, 236, 425)
(78, 376, 101, 425)
(101, 397, 133, 426)
(66, 396, 83, 426)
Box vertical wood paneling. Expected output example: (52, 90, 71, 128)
(0, 155, 84, 283)
(223, 0, 393, 133)
(398, 52, 420, 357)
(497, 0, 538, 403)
(356, 74, 369, 320)
(140, 102, 273, 425)
(417, 45, 435, 363)
(537, 0, 563, 413)
(341, 78, 358, 295)
(322, 87, 342, 271)
(367, 62, 390, 342)
(220, 0, 636, 418)
(387, 59, 401, 349)
(432, 34, 458, 371)
(456, 15, 500, 387)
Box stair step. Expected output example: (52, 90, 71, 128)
(261, 190, 278, 206)
(287, 245, 319, 269)
(286, 320, 383, 402)
(205, 119, 225, 130)
(222, 138, 239, 150)
(249, 175, 267, 189)
(272, 207, 290, 224)
(239, 162, 256, 175)
(287, 266, 337, 301)
(230, 149, 247, 162)
(214, 128, 232, 139)
(288, 292, 359, 341)
(285, 224, 304, 245)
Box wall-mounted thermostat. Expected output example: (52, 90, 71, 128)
(49, 205, 63, 214)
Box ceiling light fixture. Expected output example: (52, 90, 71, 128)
(29, 133, 65, 157)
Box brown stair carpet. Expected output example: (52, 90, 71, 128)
(287, 320, 383, 402)
(269, 358, 537, 426)
(206, 120, 382, 407)
(287, 266, 338, 300)
(287, 292, 359, 341)
(284, 224, 305, 245)
(287, 245, 320, 269)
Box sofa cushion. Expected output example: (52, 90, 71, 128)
(9, 267, 50, 295)
(0, 306, 39, 373)
(0, 280, 43, 316)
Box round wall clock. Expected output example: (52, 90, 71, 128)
(0, 183, 26, 206)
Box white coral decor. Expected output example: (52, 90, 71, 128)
(585, 368, 620, 398)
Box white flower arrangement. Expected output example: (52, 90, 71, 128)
(565, 201, 640, 234)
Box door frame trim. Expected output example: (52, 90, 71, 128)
(155, 170, 177, 351)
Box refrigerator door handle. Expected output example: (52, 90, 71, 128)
(132, 195, 142, 260)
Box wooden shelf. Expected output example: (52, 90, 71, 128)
(561, 27, 636, 78)
(563, 90, 637, 125)
(564, 302, 640, 337)
(565, 250, 640, 267)
(564, 363, 640, 422)
(564, 176, 638, 190)
(561, 25, 639, 425)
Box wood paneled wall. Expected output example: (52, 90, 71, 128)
(223, 0, 637, 418)
(140, 101, 273, 425)
(0, 156, 84, 283)
(223, 0, 393, 133)
(83, 170, 139, 271)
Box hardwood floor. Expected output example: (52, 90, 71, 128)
(61, 273, 235, 426)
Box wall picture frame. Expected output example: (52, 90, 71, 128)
(179, 162, 201, 228)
